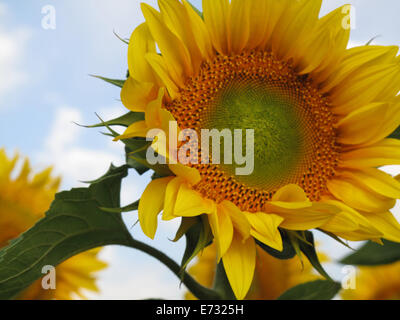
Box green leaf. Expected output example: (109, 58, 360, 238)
(0, 165, 133, 299)
(85, 104, 171, 178)
(389, 126, 400, 140)
(125, 144, 173, 177)
(365, 35, 380, 46)
(100, 200, 139, 214)
(83, 113, 151, 176)
(277, 280, 341, 300)
(125, 144, 152, 175)
(172, 217, 198, 242)
(317, 229, 354, 251)
(81, 112, 144, 129)
(299, 231, 333, 281)
(180, 216, 213, 275)
(91, 75, 126, 88)
(256, 229, 296, 260)
(341, 239, 400, 266)
(77, 103, 152, 176)
(95, 115, 150, 176)
(113, 30, 129, 45)
(213, 262, 235, 300)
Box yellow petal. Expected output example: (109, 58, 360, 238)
(309, 5, 350, 76)
(295, 6, 350, 75)
(203, 0, 230, 54)
(246, 0, 269, 50)
(120, 77, 156, 112)
(209, 205, 234, 259)
(158, 0, 203, 73)
(267, 0, 294, 52)
(145, 87, 166, 128)
(145, 52, 180, 99)
(174, 183, 215, 217)
(320, 199, 382, 237)
(32, 167, 53, 187)
(219, 200, 251, 241)
(340, 139, 400, 168)
(182, 0, 214, 60)
(270, 202, 340, 231)
(322, 45, 399, 93)
(271, 184, 308, 202)
(337, 99, 400, 147)
(334, 230, 382, 242)
(139, 177, 173, 239)
(0, 149, 18, 180)
(128, 23, 158, 83)
(141, 3, 192, 86)
(222, 234, 256, 300)
(320, 210, 359, 233)
(327, 176, 396, 213)
(163, 177, 183, 221)
(266, 184, 339, 230)
(258, 0, 288, 50)
(269, 184, 312, 210)
(56, 267, 99, 292)
(16, 158, 31, 181)
(295, 27, 332, 75)
(169, 163, 201, 185)
(340, 168, 400, 199)
(245, 212, 283, 251)
(336, 102, 389, 145)
(363, 211, 400, 243)
(331, 64, 400, 115)
(280, 0, 322, 60)
(115, 121, 148, 141)
(229, 0, 250, 53)
(369, 100, 400, 145)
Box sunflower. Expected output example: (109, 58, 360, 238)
(118, 0, 400, 299)
(0, 149, 107, 300)
(185, 243, 323, 300)
(341, 261, 400, 300)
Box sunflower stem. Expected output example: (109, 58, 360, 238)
(124, 237, 222, 300)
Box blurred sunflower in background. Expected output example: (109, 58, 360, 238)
(185, 243, 324, 300)
(117, 0, 400, 299)
(0, 149, 107, 300)
(341, 262, 400, 300)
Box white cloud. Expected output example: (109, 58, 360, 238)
(86, 245, 185, 300)
(0, 4, 30, 106)
(96, 266, 184, 300)
(44, 107, 82, 153)
(75, 0, 158, 38)
(37, 106, 126, 186)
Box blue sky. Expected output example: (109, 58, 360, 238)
(1, 0, 400, 299)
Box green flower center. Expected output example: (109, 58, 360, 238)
(202, 81, 310, 190)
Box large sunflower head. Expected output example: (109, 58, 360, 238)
(0, 149, 107, 300)
(119, 0, 400, 299)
